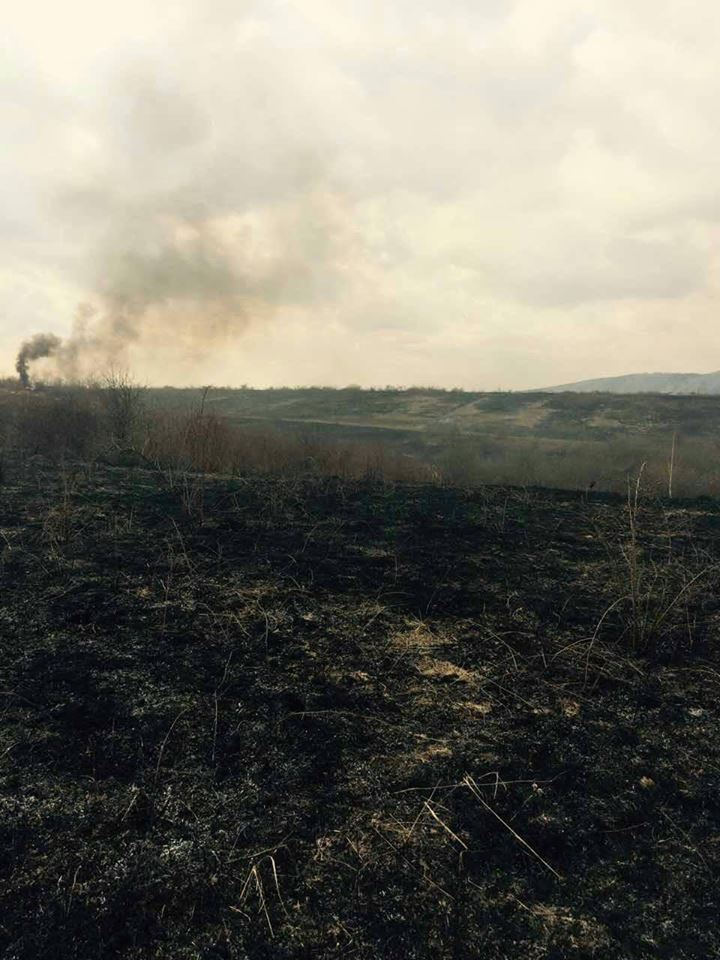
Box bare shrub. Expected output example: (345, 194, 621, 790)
(597, 468, 719, 655)
(434, 432, 720, 497)
(143, 405, 433, 483)
(97, 370, 146, 447)
(10, 387, 103, 461)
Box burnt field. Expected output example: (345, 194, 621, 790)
(1, 460, 720, 959)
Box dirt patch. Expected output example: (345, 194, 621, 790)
(392, 620, 452, 651)
(514, 400, 550, 428)
(416, 656, 477, 682)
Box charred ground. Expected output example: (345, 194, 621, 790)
(1, 458, 720, 958)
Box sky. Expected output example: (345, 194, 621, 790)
(2, 0, 720, 388)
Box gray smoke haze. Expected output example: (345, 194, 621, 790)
(39, 181, 356, 380)
(3, 0, 720, 387)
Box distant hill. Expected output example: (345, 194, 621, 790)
(539, 372, 720, 394)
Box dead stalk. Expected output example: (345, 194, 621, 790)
(423, 801, 468, 850)
(153, 706, 191, 787)
(668, 432, 676, 499)
(463, 775, 562, 880)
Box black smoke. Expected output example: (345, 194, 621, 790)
(15, 333, 63, 387)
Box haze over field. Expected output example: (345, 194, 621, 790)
(3, 1, 720, 387)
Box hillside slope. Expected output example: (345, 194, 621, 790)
(539, 371, 720, 394)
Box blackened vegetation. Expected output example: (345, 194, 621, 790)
(1, 460, 720, 959)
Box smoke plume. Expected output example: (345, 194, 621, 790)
(17, 186, 351, 383)
(9, 4, 361, 385)
(15, 333, 63, 387)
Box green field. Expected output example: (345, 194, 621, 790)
(149, 385, 720, 437)
(3, 382, 720, 495)
(143, 386, 720, 496)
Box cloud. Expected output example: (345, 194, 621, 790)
(2, 0, 720, 386)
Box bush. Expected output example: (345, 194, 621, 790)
(10, 388, 103, 460)
(142, 407, 433, 482)
(98, 371, 146, 446)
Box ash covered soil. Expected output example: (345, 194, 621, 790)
(1, 462, 720, 959)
